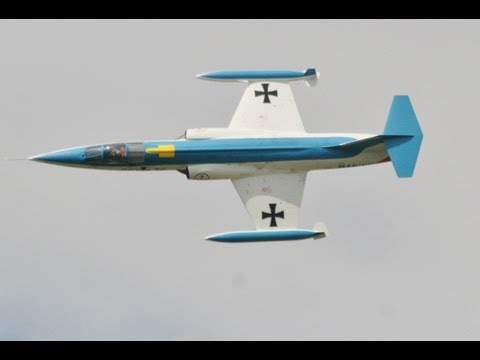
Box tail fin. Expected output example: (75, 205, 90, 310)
(383, 96, 423, 178)
(313, 222, 329, 240)
(304, 68, 320, 87)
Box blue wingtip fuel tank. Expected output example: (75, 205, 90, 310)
(206, 226, 328, 243)
(197, 68, 318, 83)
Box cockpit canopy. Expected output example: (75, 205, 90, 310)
(85, 143, 145, 165)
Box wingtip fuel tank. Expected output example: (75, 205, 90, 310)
(197, 68, 319, 85)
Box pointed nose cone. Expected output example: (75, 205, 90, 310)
(30, 147, 86, 167)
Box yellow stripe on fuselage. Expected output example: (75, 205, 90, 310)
(145, 145, 175, 158)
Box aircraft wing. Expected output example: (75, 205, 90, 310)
(232, 172, 307, 230)
(229, 81, 306, 132)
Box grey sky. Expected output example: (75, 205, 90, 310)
(0, 19, 479, 340)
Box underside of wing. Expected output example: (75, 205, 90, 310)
(232, 172, 307, 230)
(229, 82, 305, 132)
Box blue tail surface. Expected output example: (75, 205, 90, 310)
(383, 96, 423, 178)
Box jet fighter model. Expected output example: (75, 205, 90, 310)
(31, 68, 423, 242)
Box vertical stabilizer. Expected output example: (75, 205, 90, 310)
(383, 96, 423, 178)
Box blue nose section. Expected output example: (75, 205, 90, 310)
(30, 147, 86, 166)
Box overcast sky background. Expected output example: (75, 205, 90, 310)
(0, 20, 479, 340)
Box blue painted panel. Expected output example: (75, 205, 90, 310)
(383, 96, 423, 178)
(143, 137, 358, 166)
(32, 148, 86, 164)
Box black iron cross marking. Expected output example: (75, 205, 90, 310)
(255, 83, 278, 104)
(262, 203, 284, 227)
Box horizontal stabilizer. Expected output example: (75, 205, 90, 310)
(197, 68, 319, 85)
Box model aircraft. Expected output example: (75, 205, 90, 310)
(30, 68, 423, 242)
